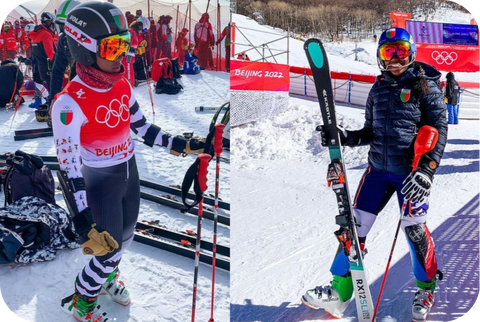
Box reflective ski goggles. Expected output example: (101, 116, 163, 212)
(378, 41, 412, 61)
(97, 33, 131, 61)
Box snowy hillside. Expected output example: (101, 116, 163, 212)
(233, 5, 479, 83)
(230, 6, 480, 322)
(0, 69, 230, 322)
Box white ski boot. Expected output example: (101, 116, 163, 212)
(62, 291, 109, 322)
(100, 269, 131, 306)
(412, 288, 435, 322)
(302, 284, 351, 318)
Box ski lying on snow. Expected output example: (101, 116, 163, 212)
(140, 179, 230, 210)
(14, 129, 53, 141)
(195, 106, 228, 113)
(137, 220, 229, 257)
(4, 157, 231, 224)
(41, 164, 229, 224)
(53, 164, 230, 270)
(14, 128, 53, 136)
(140, 191, 230, 226)
(304, 38, 375, 322)
(7, 157, 230, 210)
(134, 226, 230, 271)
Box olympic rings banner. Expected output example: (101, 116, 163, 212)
(416, 43, 479, 72)
(230, 60, 290, 91)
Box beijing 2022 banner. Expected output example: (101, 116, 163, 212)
(443, 24, 478, 46)
(230, 61, 290, 91)
(406, 21, 478, 46)
(406, 21, 444, 44)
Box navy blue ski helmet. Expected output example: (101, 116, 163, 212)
(377, 27, 416, 70)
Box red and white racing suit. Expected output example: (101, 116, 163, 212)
(51, 75, 172, 298)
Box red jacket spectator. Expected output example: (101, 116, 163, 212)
(129, 27, 140, 50)
(194, 13, 215, 46)
(147, 19, 157, 63)
(3, 28, 18, 51)
(194, 13, 215, 68)
(28, 22, 56, 97)
(176, 28, 189, 65)
(0, 30, 6, 61)
(17, 28, 28, 47)
(237, 52, 250, 61)
(28, 24, 55, 60)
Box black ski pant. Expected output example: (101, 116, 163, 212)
(75, 155, 140, 298)
(134, 56, 147, 81)
(31, 44, 51, 93)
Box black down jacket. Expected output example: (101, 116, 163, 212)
(346, 62, 448, 175)
(445, 72, 460, 105)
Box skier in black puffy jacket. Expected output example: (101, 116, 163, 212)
(0, 59, 24, 108)
(302, 27, 448, 322)
(445, 71, 460, 124)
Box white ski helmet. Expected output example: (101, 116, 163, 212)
(56, 0, 81, 24)
(24, 23, 35, 33)
(41, 12, 56, 23)
(136, 16, 150, 33)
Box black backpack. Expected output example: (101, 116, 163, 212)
(171, 58, 181, 79)
(155, 78, 183, 95)
(1, 150, 56, 206)
(152, 58, 183, 95)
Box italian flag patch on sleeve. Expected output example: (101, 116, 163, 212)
(60, 110, 73, 125)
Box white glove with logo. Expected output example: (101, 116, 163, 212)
(401, 169, 432, 204)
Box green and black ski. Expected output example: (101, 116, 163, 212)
(304, 38, 374, 322)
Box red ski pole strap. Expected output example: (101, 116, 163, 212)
(204, 102, 229, 157)
(181, 154, 212, 212)
(180, 103, 229, 210)
(214, 124, 225, 157)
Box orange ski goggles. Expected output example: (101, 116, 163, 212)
(97, 33, 131, 61)
(378, 41, 412, 61)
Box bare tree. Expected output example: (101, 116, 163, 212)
(235, 0, 470, 41)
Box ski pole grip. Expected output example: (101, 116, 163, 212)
(197, 154, 212, 192)
(412, 125, 439, 170)
(214, 124, 225, 157)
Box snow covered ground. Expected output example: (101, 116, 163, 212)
(230, 4, 480, 322)
(0, 69, 230, 322)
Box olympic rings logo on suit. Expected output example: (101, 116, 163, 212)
(431, 51, 458, 65)
(95, 95, 130, 128)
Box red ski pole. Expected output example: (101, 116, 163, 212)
(208, 124, 225, 322)
(191, 153, 212, 322)
(144, 31, 155, 119)
(371, 125, 439, 322)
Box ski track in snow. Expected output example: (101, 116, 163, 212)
(0, 71, 230, 322)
